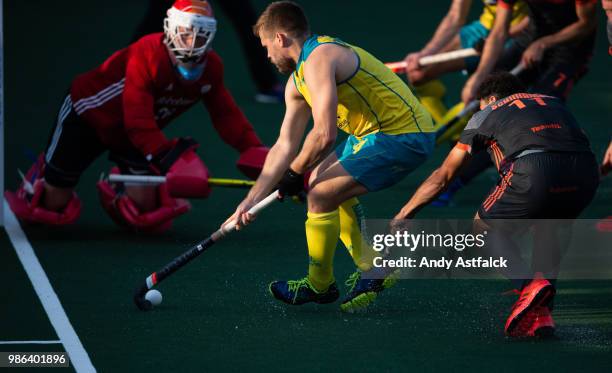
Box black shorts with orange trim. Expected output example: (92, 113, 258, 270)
(478, 152, 599, 219)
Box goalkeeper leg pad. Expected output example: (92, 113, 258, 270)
(97, 168, 190, 233)
(5, 157, 81, 225)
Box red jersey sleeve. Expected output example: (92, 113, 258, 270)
(202, 52, 263, 153)
(122, 41, 170, 157)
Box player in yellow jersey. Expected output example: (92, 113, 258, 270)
(224, 1, 436, 312)
(403, 0, 529, 123)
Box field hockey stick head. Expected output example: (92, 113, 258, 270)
(134, 272, 161, 311)
(133, 282, 153, 311)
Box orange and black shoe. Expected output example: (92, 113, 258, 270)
(504, 273, 555, 337)
(509, 306, 556, 338)
(527, 306, 556, 338)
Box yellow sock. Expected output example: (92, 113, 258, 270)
(305, 210, 340, 291)
(339, 198, 376, 271)
(414, 80, 448, 124)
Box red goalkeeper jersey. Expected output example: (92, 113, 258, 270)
(70, 33, 262, 157)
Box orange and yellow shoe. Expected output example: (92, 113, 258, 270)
(505, 273, 555, 337)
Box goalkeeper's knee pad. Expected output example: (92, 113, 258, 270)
(4, 156, 81, 225)
(97, 168, 190, 234)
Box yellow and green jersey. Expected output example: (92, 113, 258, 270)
(292, 35, 434, 138)
(479, 0, 528, 30)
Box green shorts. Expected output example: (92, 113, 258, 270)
(335, 132, 435, 192)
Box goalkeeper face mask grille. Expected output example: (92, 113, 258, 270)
(164, 0, 217, 63)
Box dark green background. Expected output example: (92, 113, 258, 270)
(2, 1, 611, 371)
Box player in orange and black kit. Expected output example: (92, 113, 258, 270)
(463, 0, 598, 102)
(395, 72, 599, 338)
(437, 0, 598, 207)
(598, 0, 612, 231)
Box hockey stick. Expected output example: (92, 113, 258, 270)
(133, 190, 280, 311)
(385, 47, 479, 73)
(108, 174, 255, 189)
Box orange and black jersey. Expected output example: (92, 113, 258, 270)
(500, 0, 595, 34)
(500, 0, 596, 54)
(457, 93, 592, 170)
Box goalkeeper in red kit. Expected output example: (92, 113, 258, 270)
(5, 0, 268, 233)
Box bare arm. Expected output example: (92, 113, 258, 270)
(243, 77, 311, 204)
(223, 77, 311, 229)
(604, 0, 612, 19)
(394, 146, 471, 219)
(404, 0, 471, 71)
(602, 141, 612, 176)
(508, 15, 529, 38)
(289, 45, 340, 174)
(422, 0, 472, 55)
(534, 3, 596, 48)
(461, 5, 513, 103)
(521, 2, 596, 68)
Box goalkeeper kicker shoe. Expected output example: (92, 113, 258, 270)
(340, 268, 399, 313)
(269, 277, 339, 305)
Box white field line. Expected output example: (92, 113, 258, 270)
(3, 199, 96, 372)
(0, 340, 62, 345)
